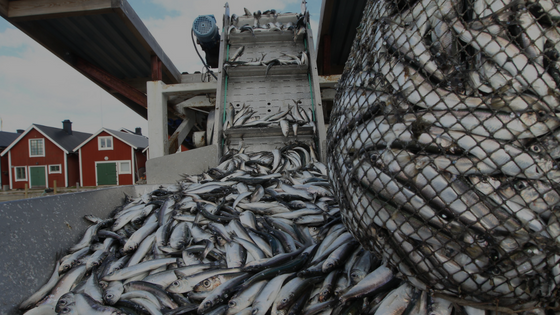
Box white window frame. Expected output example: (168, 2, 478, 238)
(29, 138, 45, 157)
(15, 166, 27, 181)
(49, 164, 62, 174)
(98, 136, 114, 151)
(118, 161, 131, 174)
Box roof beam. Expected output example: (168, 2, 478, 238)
(318, 75, 340, 88)
(117, 0, 181, 84)
(72, 55, 148, 109)
(0, 0, 8, 18)
(162, 82, 218, 96)
(8, 0, 113, 20)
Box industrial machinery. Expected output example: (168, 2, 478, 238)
(211, 3, 328, 159)
(192, 15, 220, 69)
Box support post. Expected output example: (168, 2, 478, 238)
(24, 183, 28, 199)
(306, 26, 328, 162)
(147, 81, 168, 159)
(53, 180, 57, 194)
(322, 35, 331, 75)
(151, 55, 162, 81)
(168, 114, 195, 154)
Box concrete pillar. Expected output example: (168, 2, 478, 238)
(147, 81, 168, 159)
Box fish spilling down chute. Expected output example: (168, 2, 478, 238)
(327, 0, 560, 310)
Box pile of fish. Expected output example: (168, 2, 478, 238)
(327, 0, 560, 307)
(223, 100, 316, 137)
(23, 142, 529, 315)
(15, 143, 405, 314)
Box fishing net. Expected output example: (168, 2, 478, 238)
(327, 0, 560, 308)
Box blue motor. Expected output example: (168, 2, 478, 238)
(192, 15, 220, 68)
(193, 15, 219, 46)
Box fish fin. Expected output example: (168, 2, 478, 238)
(175, 270, 189, 279)
(489, 97, 506, 109)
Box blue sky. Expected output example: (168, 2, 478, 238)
(0, 0, 322, 134)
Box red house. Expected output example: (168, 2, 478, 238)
(0, 121, 92, 189)
(0, 131, 21, 189)
(74, 128, 148, 186)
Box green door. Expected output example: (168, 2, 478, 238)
(29, 166, 46, 188)
(97, 163, 117, 185)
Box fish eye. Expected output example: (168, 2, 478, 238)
(204, 280, 211, 287)
(229, 300, 237, 307)
(490, 249, 500, 261)
(173, 281, 180, 286)
(205, 301, 212, 308)
(106, 294, 113, 299)
(531, 145, 541, 153)
(514, 181, 527, 190)
(351, 272, 358, 278)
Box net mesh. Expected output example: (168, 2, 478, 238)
(327, 0, 560, 307)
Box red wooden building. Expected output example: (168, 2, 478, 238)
(0, 121, 92, 189)
(74, 128, 148, 186)
(0, 131, 21, 189)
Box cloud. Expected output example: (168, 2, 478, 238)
(0, 27, 34, 48)
(0, 27, 148, 134)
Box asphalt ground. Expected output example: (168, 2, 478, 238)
(0, 186, 117, 203)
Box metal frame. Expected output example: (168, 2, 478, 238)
(146, 3, 340, 162)
(146, 79, 217, 159)
(212, 2, 328, 161)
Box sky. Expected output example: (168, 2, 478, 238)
(0, 0, 322, 135)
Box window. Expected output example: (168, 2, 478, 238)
(29, 139, 44, 157)
(98, 136, 113, 150)
(49, 165, 61, 174)
(15, 167, 27, 181)
(119, 161, 131, 174)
